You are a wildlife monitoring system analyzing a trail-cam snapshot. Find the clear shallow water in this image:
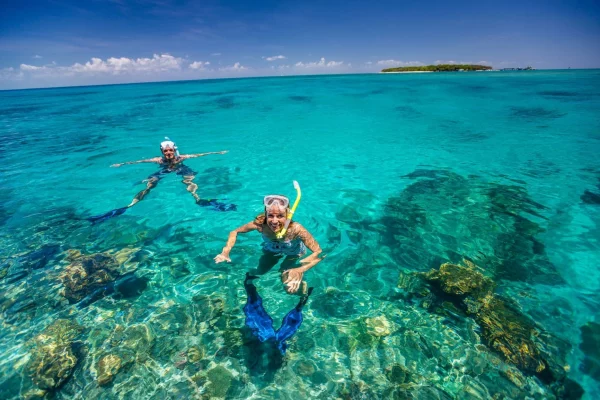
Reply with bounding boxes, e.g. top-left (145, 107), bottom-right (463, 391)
top-left (0, 71), bottom-right (599, 399)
